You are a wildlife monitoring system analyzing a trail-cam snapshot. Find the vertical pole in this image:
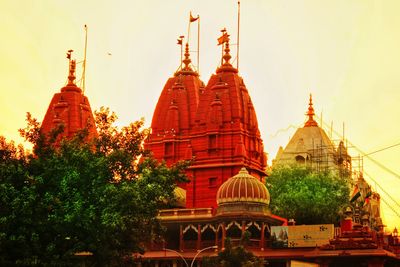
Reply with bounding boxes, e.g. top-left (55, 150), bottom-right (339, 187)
top-left (222, 223), bottom-right (226, 250)
top-left (197, 224), bottom-right (201, 250)
top-left (237, 1), bottom-right (241, 71)
top-left (215, 225), bottom-right (218, 248)
top-left (187, 14), bottom-right (191, 44)
top-left (197, 17), bottom-right (200, 74)
top-left (180, 225), bottom-right (184, 252)
top-left (180, 41), bottom-right (183, 70)
top-left (343, 122), bottom-right (345, 142)
top-left (260, 223), bottom-right (265, 250)
top-left (82, 24), bottom-right (88, 94)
